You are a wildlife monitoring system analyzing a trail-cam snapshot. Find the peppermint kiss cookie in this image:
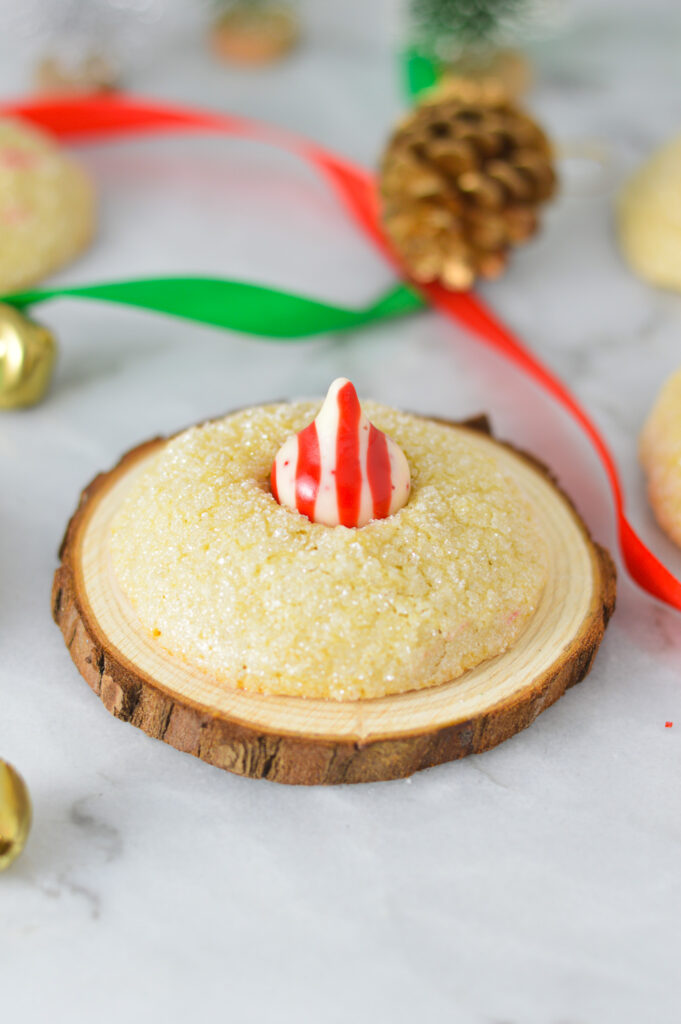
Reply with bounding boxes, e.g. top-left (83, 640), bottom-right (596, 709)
top-left (53, 382), bottom-right (615, 783)
top-left (109, 381), bottom-right (548, 701)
